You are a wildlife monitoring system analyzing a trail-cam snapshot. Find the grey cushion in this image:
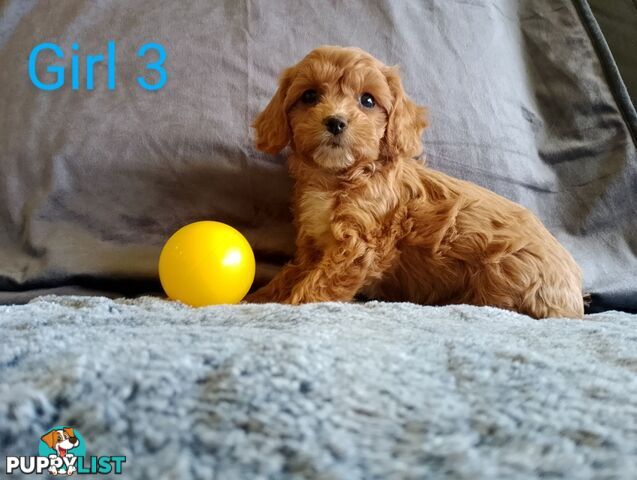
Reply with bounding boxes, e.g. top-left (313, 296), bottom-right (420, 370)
top-left (0, 0), bottom-right (636, 310)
